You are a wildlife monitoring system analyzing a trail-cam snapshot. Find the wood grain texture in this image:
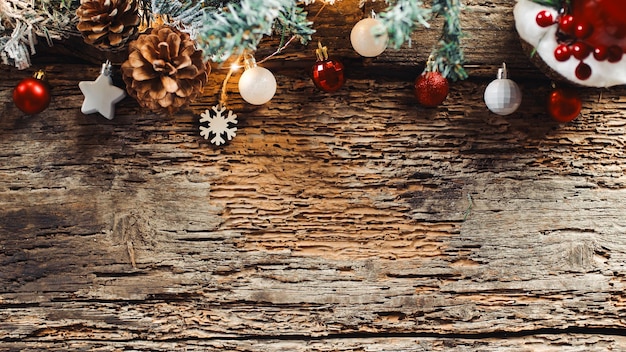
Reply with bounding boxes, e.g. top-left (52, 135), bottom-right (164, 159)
top-left (2, 0), bottom-right (626, 350)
